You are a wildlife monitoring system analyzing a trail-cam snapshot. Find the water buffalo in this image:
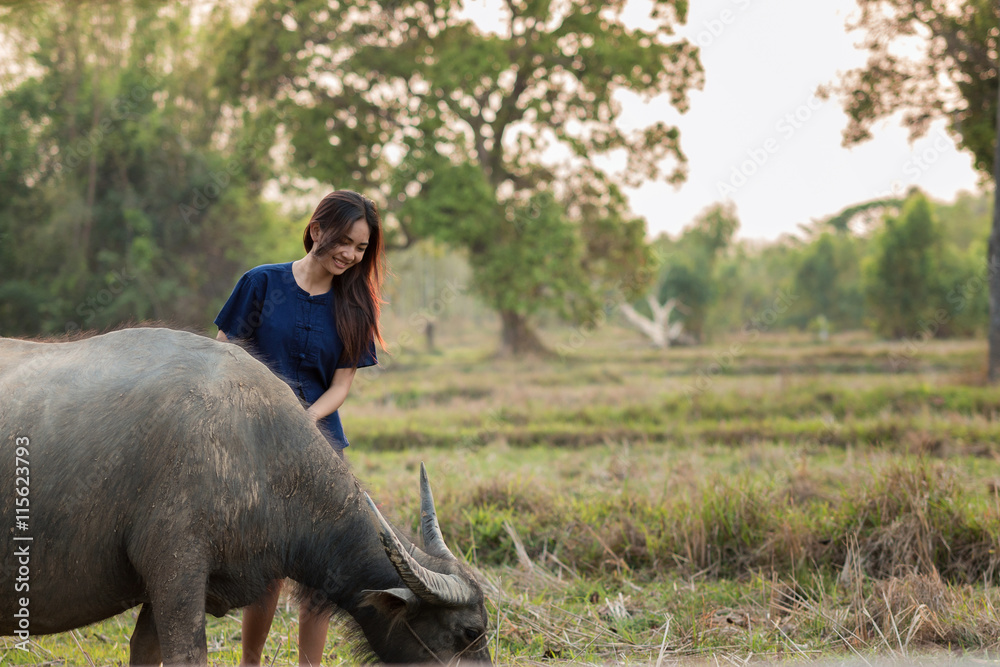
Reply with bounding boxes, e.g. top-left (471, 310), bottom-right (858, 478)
top-left (0, 327), bottom-right (491, 665)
